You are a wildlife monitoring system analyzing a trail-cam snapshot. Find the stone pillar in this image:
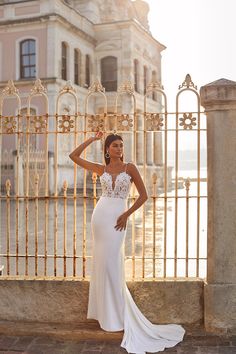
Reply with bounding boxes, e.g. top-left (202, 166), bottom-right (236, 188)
top-left (200, 78), bottom-right (236, 333)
